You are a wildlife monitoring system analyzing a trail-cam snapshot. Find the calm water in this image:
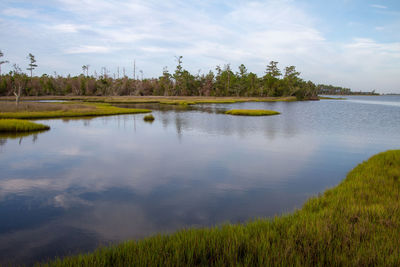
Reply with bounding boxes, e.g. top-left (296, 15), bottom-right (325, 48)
top-left (1, 95), bottom-right (399, 265)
